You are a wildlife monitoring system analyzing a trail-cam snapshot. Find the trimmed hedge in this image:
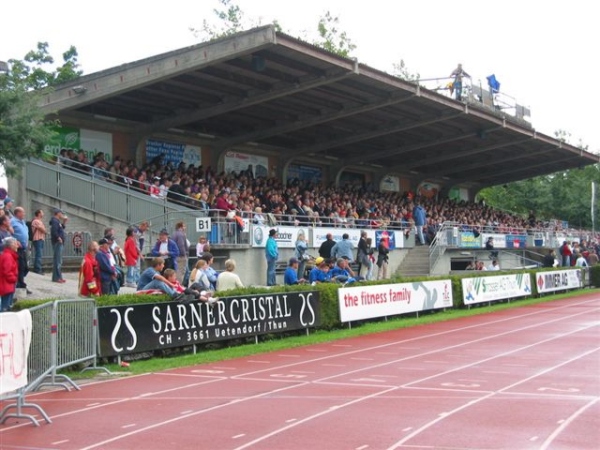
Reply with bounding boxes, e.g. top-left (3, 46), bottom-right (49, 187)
top-left (14, 267), bottom-right (597, 331)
